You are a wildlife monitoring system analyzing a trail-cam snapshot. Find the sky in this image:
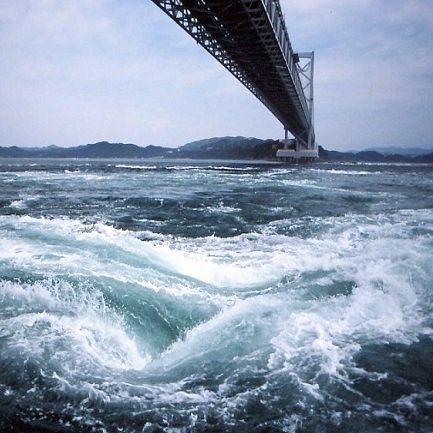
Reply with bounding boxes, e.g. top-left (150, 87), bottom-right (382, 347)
top-left (0, 0), bottom-right (432, 151)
